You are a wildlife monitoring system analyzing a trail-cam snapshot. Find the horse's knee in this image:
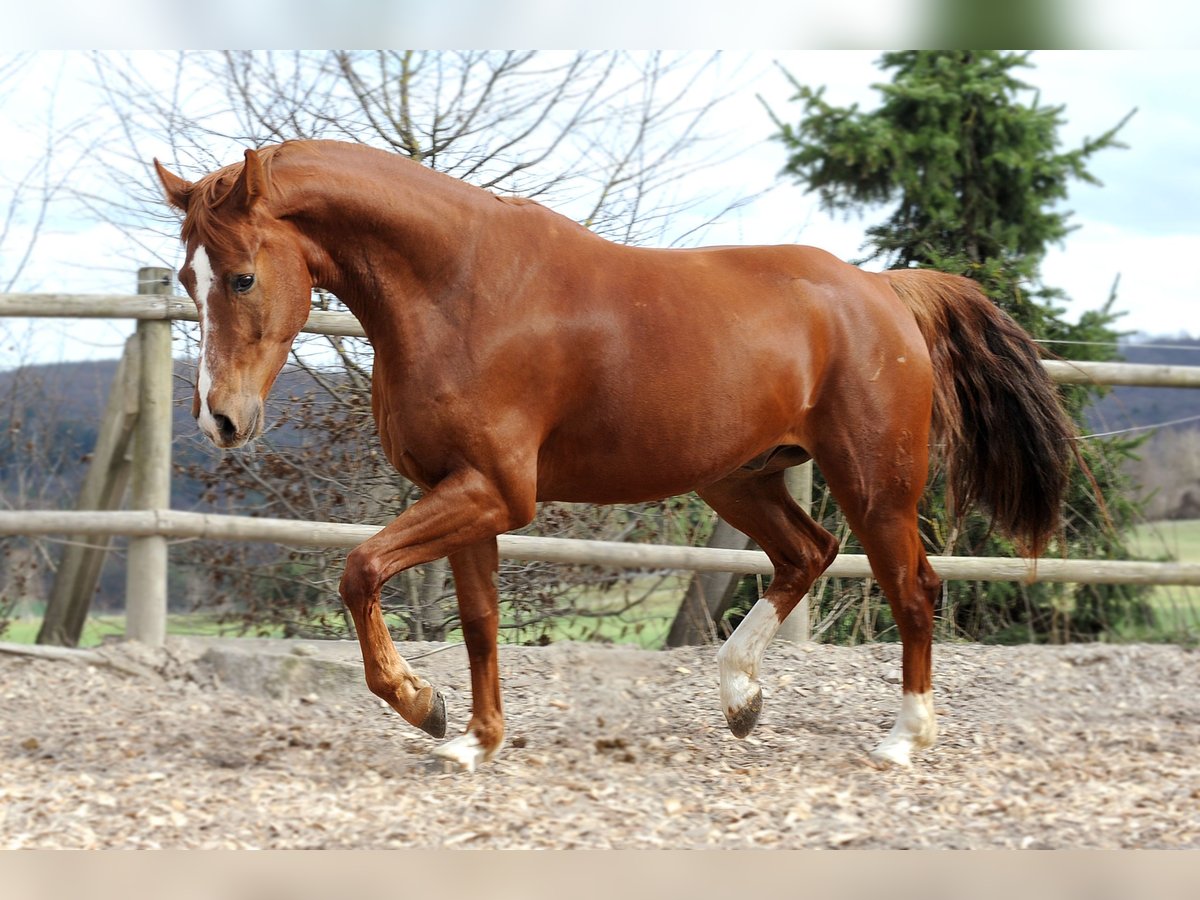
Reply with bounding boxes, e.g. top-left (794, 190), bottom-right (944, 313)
top-left (340, 546), bottom-right (383, 606)
top-left (460, 601), bottom-right (499, 638)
